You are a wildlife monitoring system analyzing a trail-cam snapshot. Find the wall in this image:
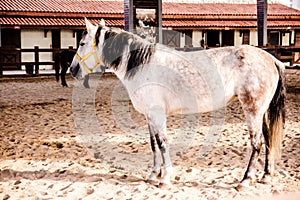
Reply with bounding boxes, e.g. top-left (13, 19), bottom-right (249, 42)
top-left (192, 31), bottom-right (202, 47)
top-left (180, 32), bottom-right (185, 48)
top-left (61, 30), bottom-right (77, 49)
top-left (281, 31), bottom-right (290, 46)
top-left (21, 29), bottom-right (52, 70)
top-left (20, 29), bottom-right (77, 70)
top-left (250, 30), bottom-right (258, 46)
top-left (191, 29), bottom-right (294, 48)
top-left (234, 30), bottom-right (243, 46)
